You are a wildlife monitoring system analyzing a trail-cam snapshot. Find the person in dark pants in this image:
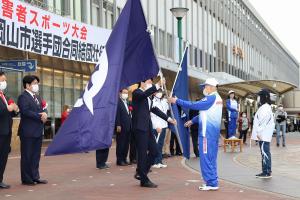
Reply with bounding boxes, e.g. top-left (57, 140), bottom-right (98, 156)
top-left (18, 75), bottom-right (48, 186)
top-left (115, 88), bottom-right (131, 166)
top-left (132, 78), bottom-right (176, 188)
top-left (129, 130), bottom-right (137, 164)
top-left (0, 72), bottom-right (19, 189)
top-left (96, 148), bottom-right (110, 169)
top-left (189, 107), bottom-right (199, 157)
top-left (238, 112), bottom-right (250, 144)
top-left (170, 132), bottom-right (182, 156)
